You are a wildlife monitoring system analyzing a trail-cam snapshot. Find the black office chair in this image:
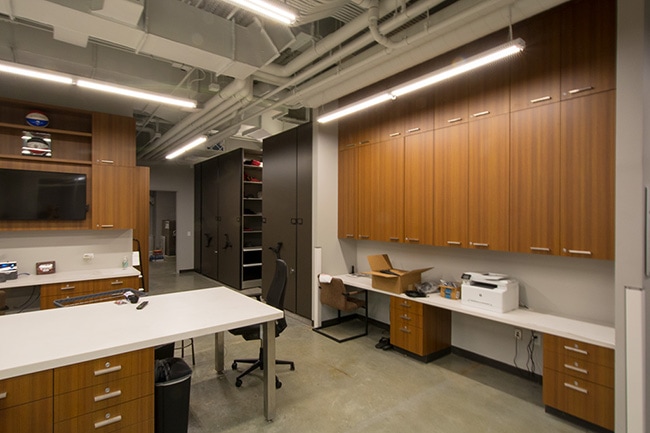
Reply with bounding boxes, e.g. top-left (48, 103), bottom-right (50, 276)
top-left (230, 252), bottom-right (295, 389)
